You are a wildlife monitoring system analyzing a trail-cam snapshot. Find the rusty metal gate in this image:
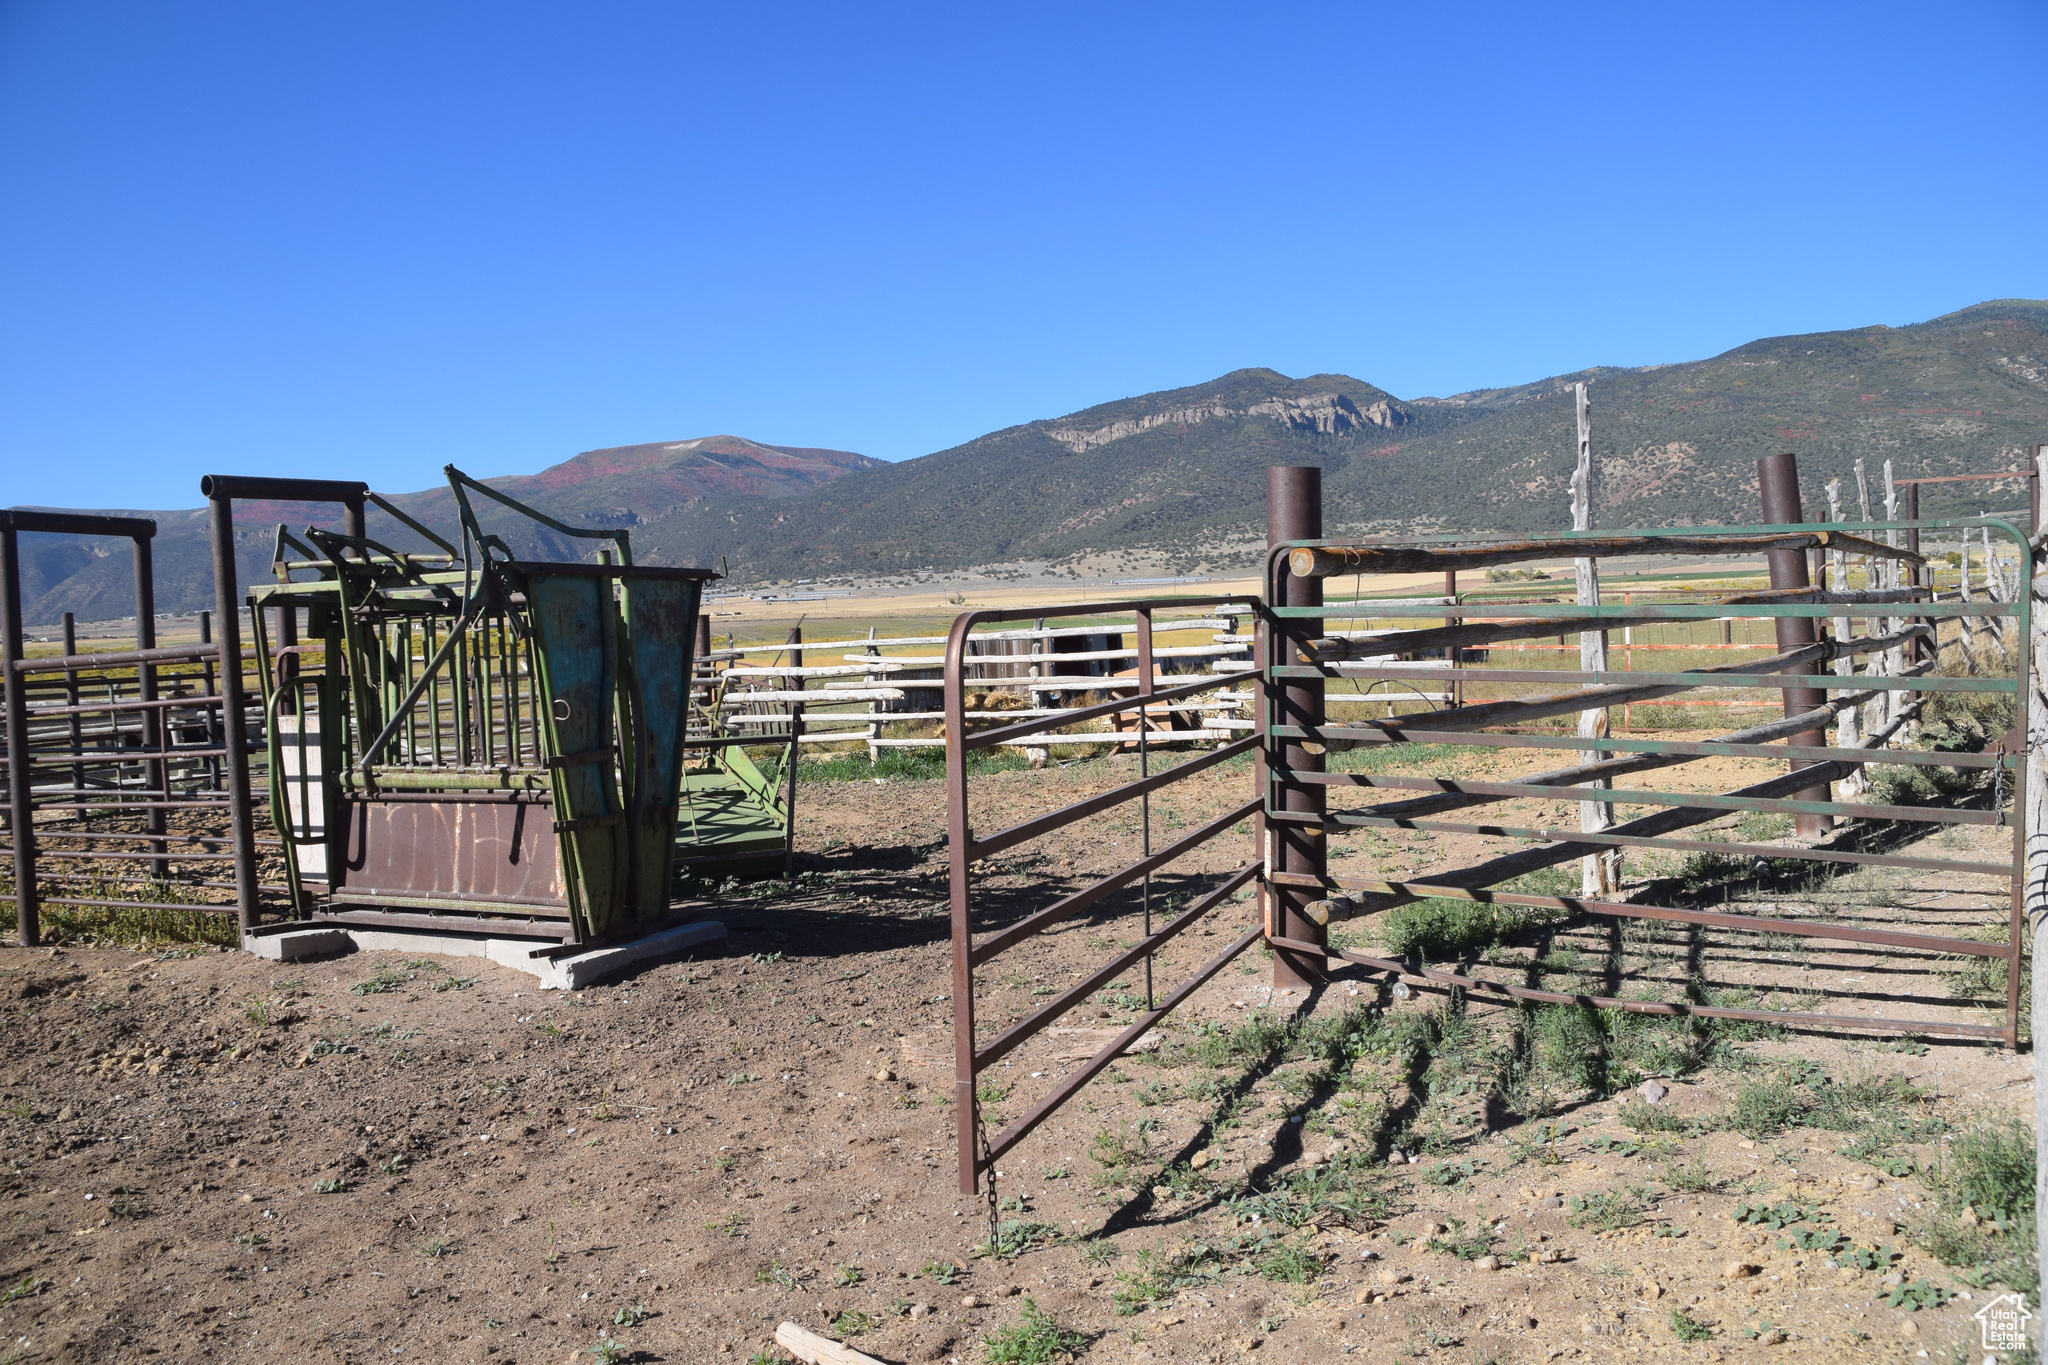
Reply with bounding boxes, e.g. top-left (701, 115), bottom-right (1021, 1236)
top-left (947, 481), bottom-right (2031, 1198)
top-left (944, 596), bottom-right (1260, 1195)
top-left (1261, 515), bottom-right (2026, 1047)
